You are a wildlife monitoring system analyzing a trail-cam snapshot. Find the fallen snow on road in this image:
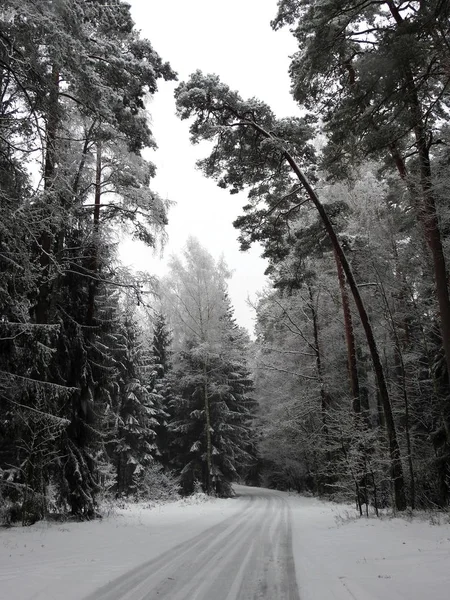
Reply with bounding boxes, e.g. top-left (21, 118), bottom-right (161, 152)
top-left (0, 489), bottom-right (449, 600)
top-left (0, 494), bottom-right (241, 600)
